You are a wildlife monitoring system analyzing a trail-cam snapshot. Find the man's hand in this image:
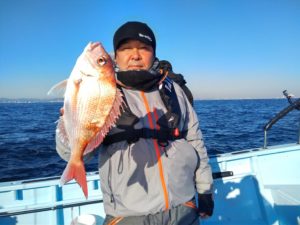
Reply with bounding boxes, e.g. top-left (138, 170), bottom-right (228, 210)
top-left (60, 107), bottom-right (64, 116)
top-left (198, 193), bottom-right (214, 219)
